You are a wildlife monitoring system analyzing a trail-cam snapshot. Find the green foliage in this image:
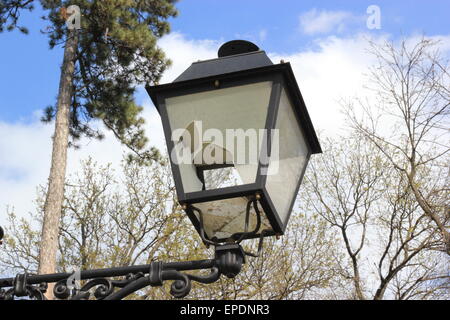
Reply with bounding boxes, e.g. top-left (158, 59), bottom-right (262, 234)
top-left (1, 0), bottom-right (178, 163)
top-left (0, 0), bottom-right (34, 33)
